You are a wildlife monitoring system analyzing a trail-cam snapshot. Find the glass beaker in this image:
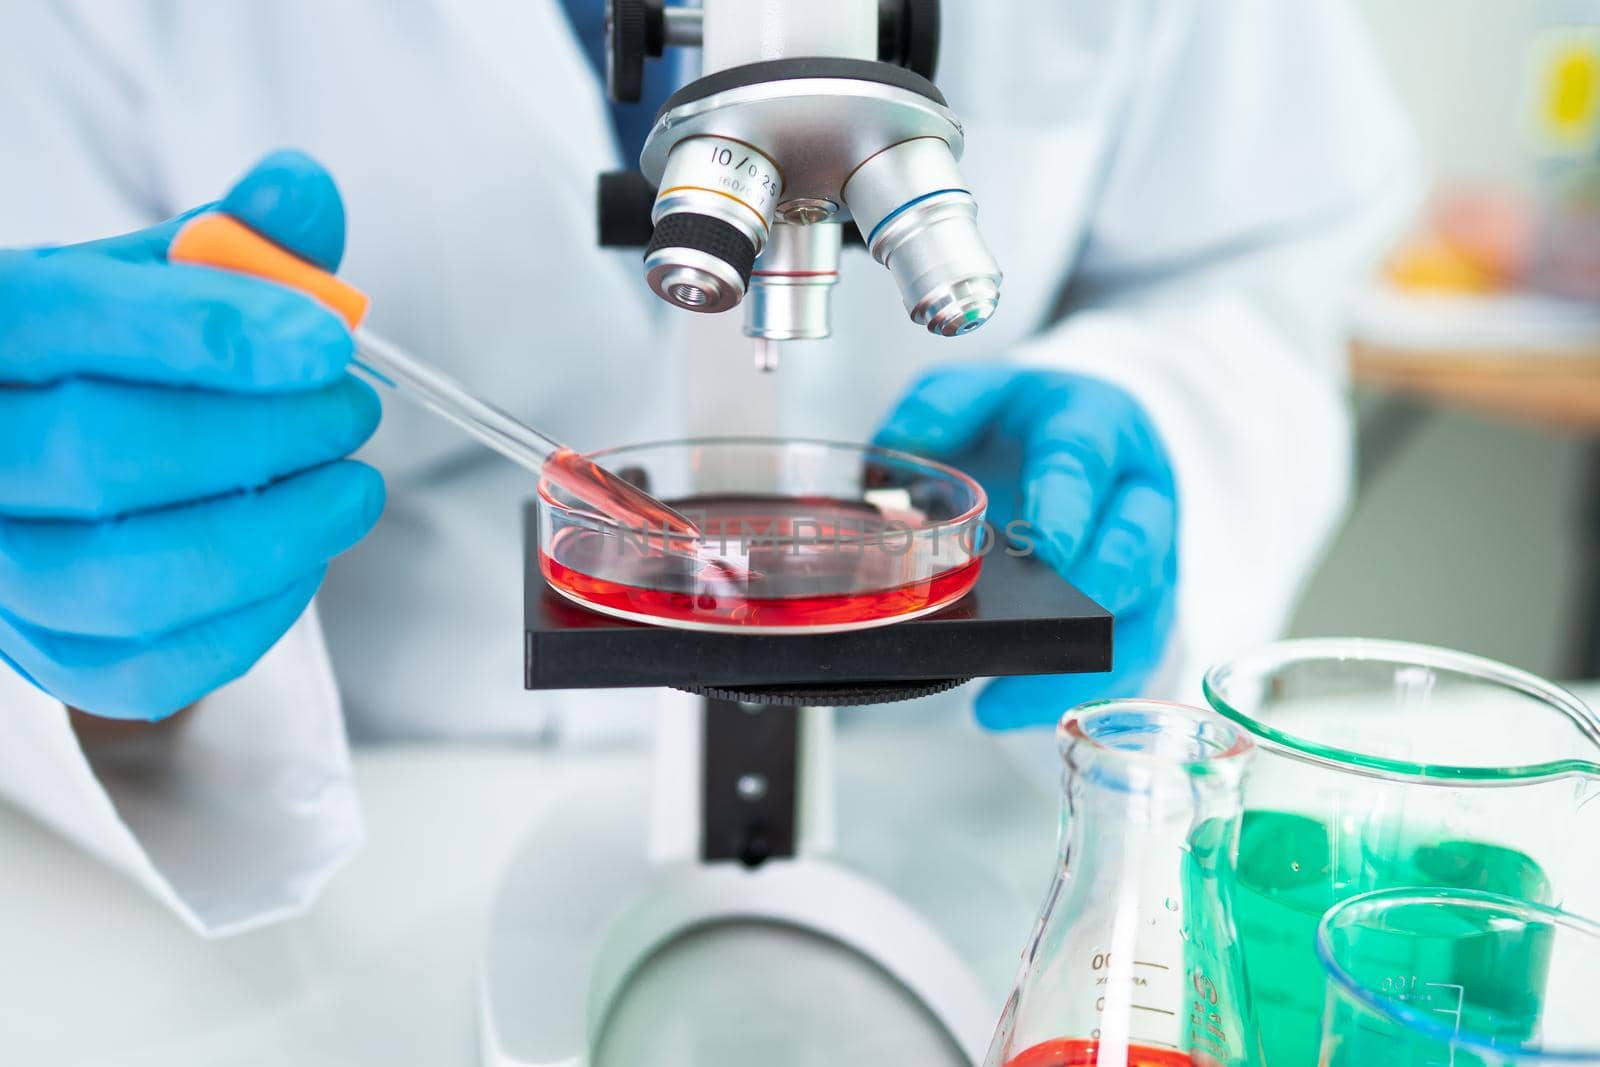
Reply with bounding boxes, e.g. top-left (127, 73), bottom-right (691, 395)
top-left (985, 701), bottom-right (1263, 1067)
top-left (1202, 639), bottom-right (1600, 1067)
top-left (535, 438), bottom-right (987, 633)
top-left (1317, 888), bottom-right (1600, 1066)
